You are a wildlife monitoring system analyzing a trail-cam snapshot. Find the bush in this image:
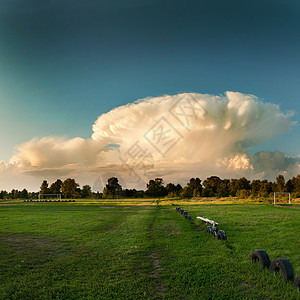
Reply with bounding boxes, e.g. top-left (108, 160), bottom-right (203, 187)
top-left (236, 189), bottom-right (250, 199)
